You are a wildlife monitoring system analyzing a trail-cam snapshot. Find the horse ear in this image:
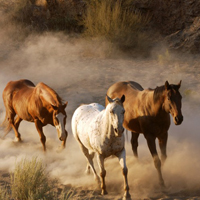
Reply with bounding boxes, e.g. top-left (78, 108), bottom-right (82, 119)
top-left (107, 95), bottom-right (114, 103)
top-left (165, 81), bottom-right (170, 90)
top-left (63, 101), bottom-right (68, 109)
top-left (177, 80), bottom-right (182, 89)
top-left (121, 95), bottom-right (125, 103)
